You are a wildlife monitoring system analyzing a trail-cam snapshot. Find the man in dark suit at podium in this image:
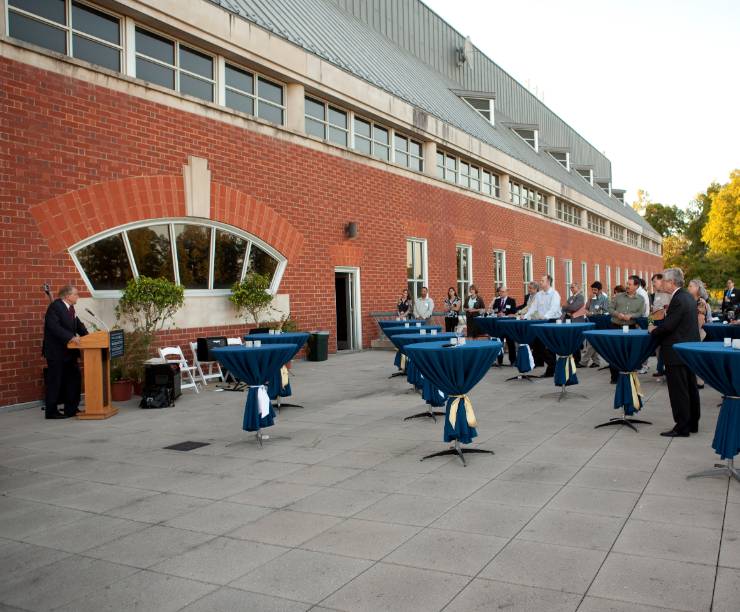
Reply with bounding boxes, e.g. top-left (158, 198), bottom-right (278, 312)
top-left (42, 285), bottom-right (88, 419)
